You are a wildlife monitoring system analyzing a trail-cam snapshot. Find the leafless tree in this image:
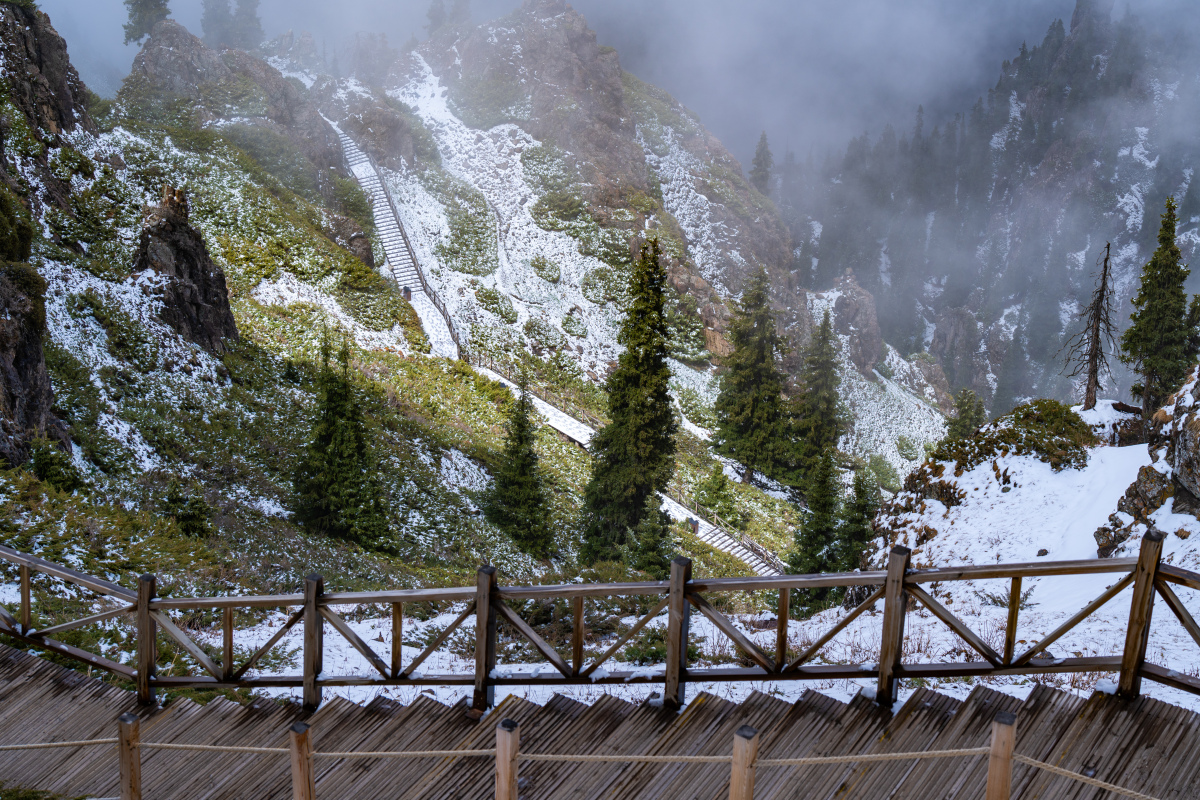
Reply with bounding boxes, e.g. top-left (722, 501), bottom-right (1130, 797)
top-left (1061, 242), bottom-right (1116, 410)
